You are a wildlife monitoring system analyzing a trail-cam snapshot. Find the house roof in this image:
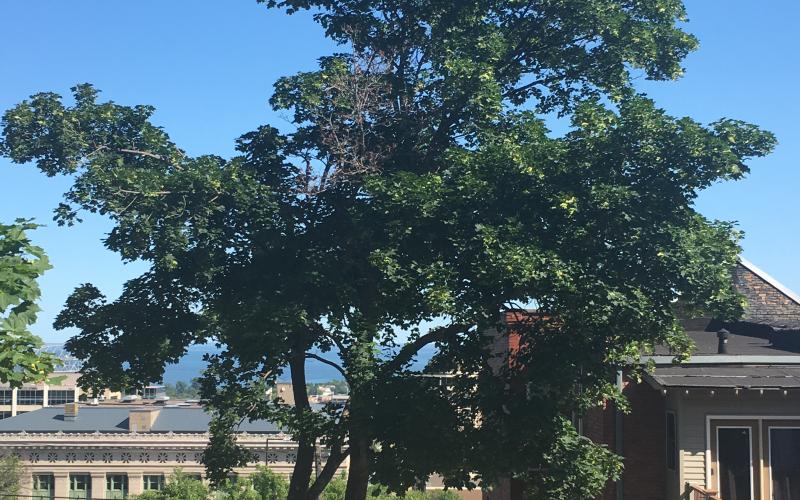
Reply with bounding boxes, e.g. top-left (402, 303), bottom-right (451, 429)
top-left (652, 324), bottom-right (800, 358)
top-left (648, 365), bottom-right (800, 389)
top-left (739, 257), bottom-right (800, 307)
top-left (0, 406), bottom-right (282, 434)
